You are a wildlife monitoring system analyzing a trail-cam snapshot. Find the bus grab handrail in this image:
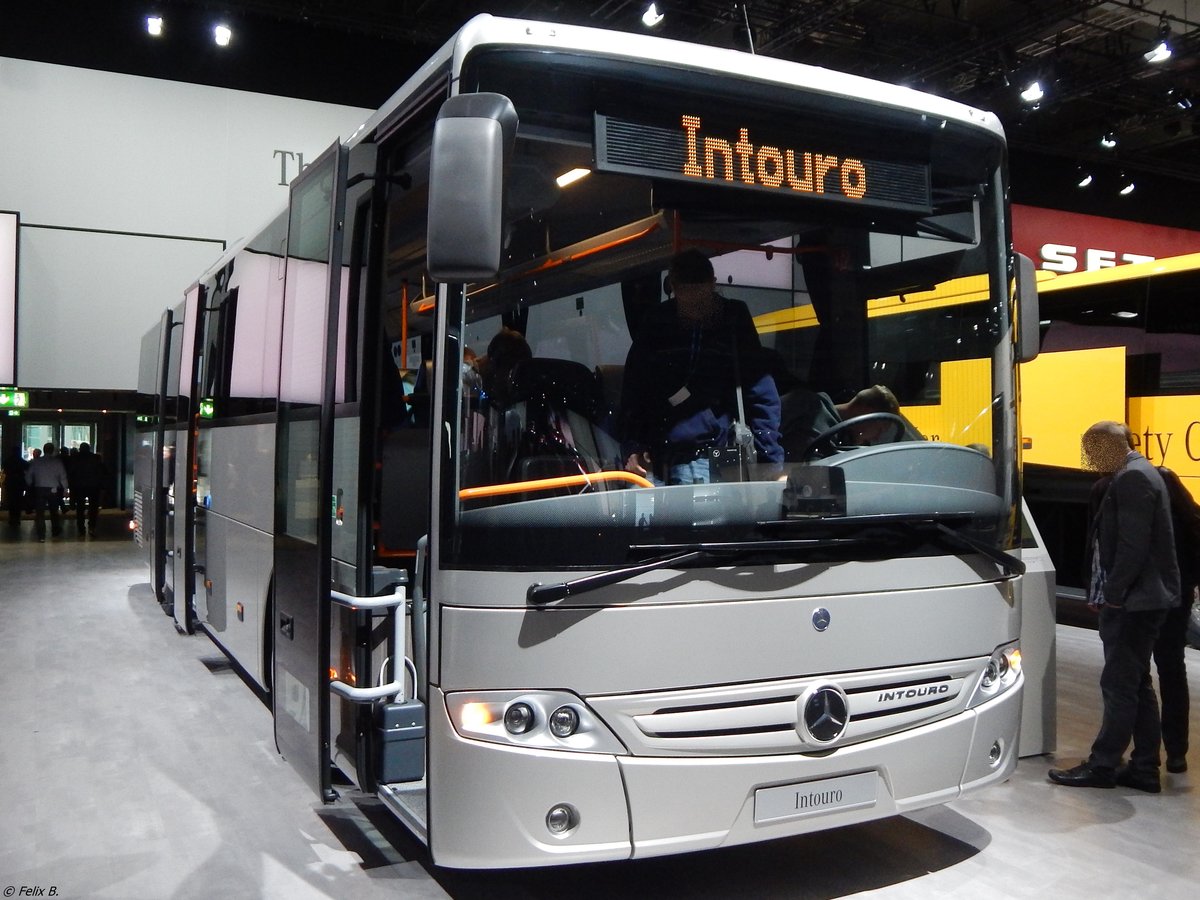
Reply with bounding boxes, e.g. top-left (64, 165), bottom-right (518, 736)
top-left (459, 470), bottom-right (653, 500)
top-left (328, 585), bottom-right (408, 703)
